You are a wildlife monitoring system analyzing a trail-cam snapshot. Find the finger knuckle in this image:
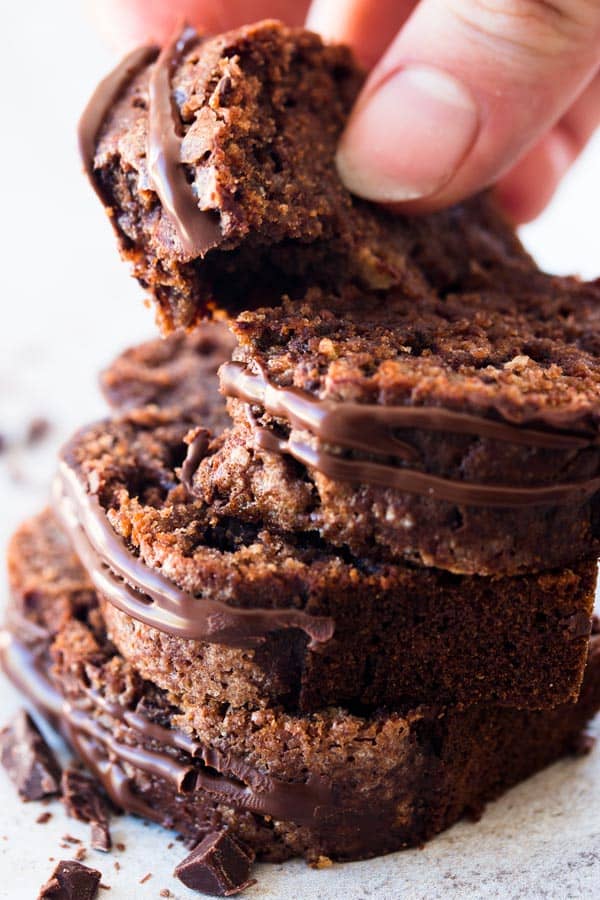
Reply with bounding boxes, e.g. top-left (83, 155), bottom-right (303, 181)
top-left (446, 0), bottom-right (598, 60)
